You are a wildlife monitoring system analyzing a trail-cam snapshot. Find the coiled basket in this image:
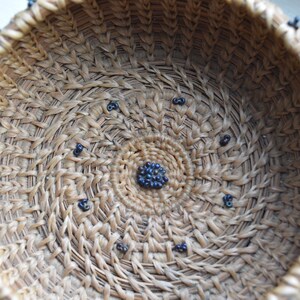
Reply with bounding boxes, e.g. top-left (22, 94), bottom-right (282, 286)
top-left (0, 0), bottom-right (300, 299)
